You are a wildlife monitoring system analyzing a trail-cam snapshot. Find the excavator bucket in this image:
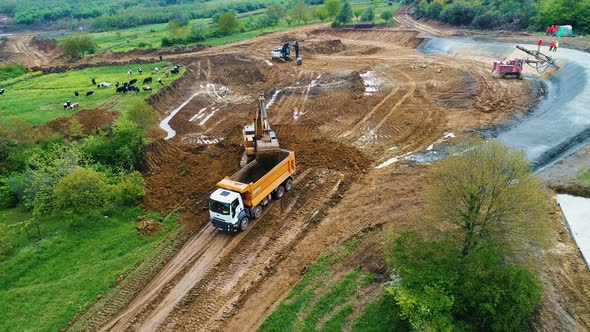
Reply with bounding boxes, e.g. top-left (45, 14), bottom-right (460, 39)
top-left (256, 141), bottom-right (281, 167)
